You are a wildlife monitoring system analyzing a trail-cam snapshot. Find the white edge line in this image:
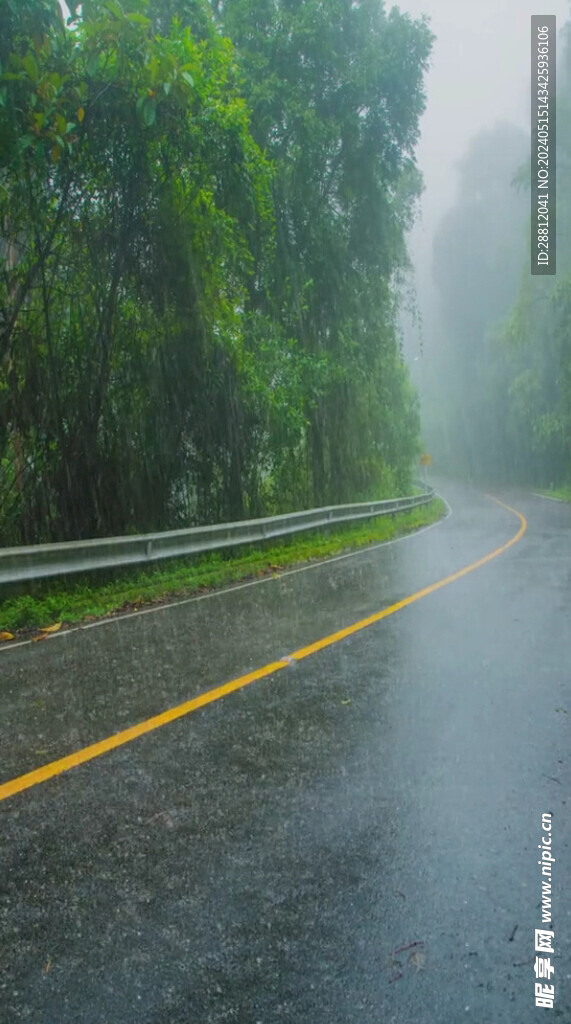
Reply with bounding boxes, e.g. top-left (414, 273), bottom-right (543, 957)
top-left (2, 493), bottom-right (452, 652)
